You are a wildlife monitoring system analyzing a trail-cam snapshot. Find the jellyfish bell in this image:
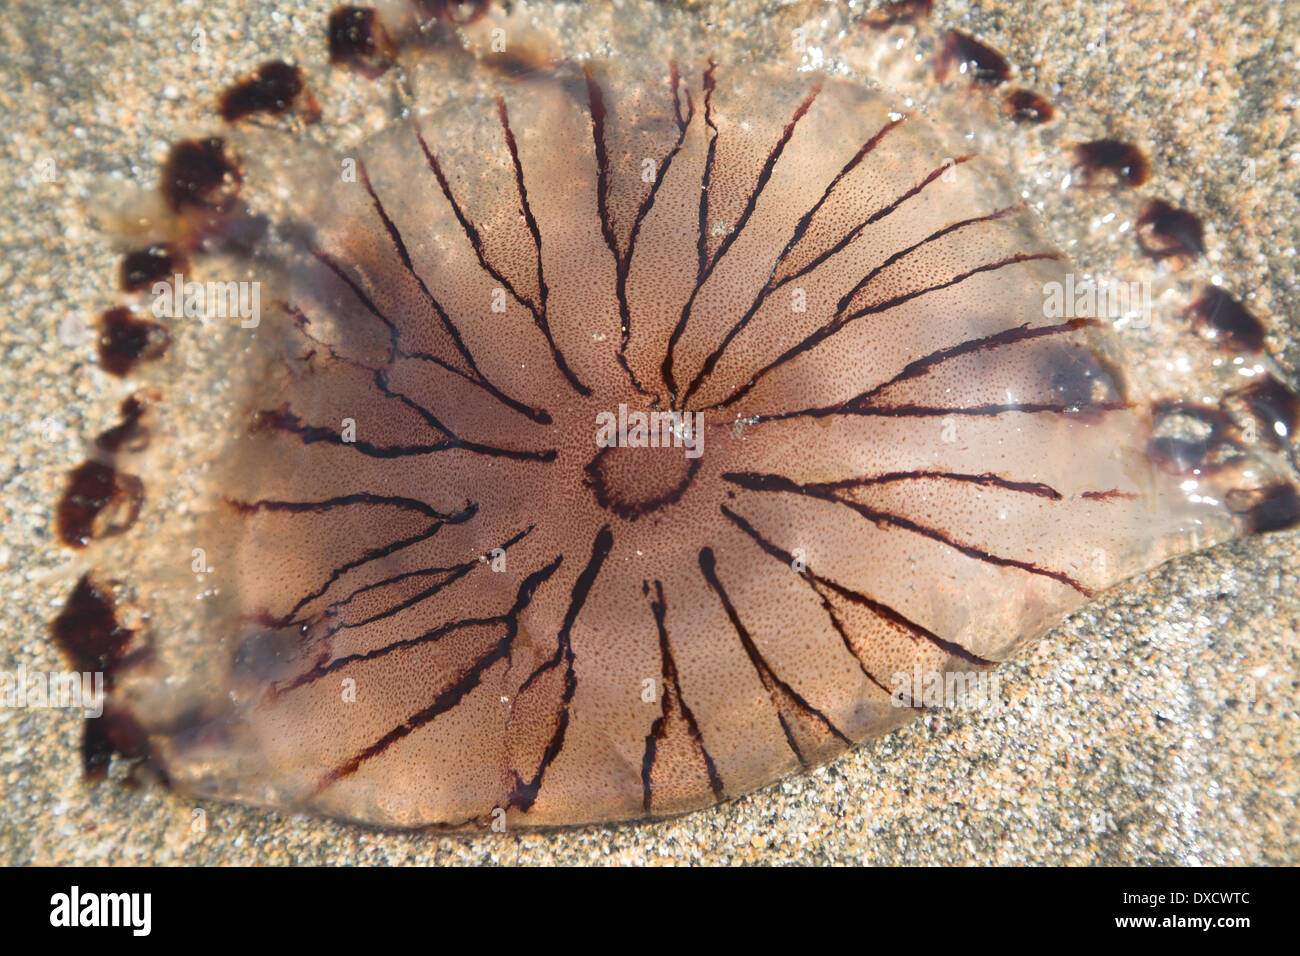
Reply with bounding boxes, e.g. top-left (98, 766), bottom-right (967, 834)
top-left (54, 0), bottom-right (1300, 829)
